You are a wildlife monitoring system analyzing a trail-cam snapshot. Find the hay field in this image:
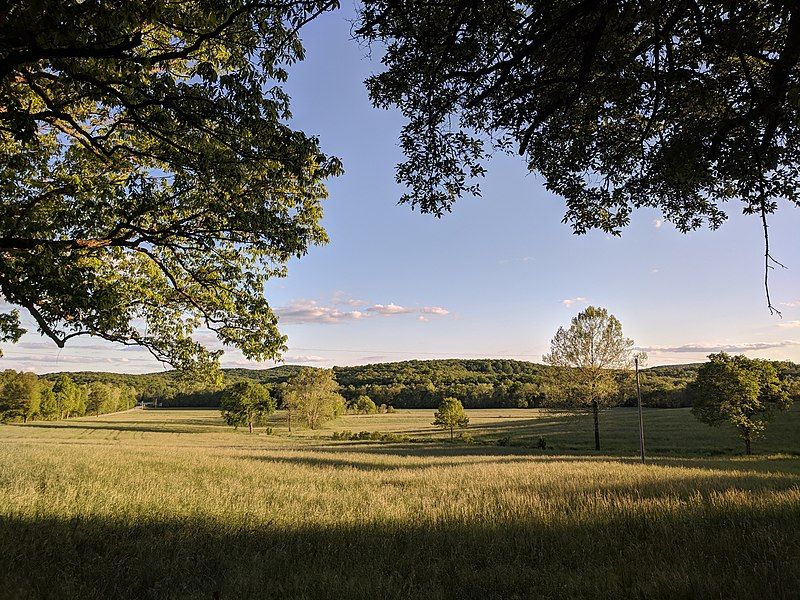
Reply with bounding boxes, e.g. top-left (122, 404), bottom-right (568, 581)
top-left (1, 407), bottom-right (799, 599)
